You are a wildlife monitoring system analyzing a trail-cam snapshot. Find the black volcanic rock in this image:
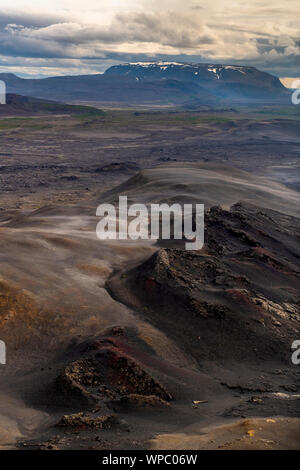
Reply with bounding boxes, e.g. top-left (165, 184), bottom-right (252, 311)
top-left (55, 333), bottom-right (173, 408)
top-left (108, 202), bottom-right (300, 366)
